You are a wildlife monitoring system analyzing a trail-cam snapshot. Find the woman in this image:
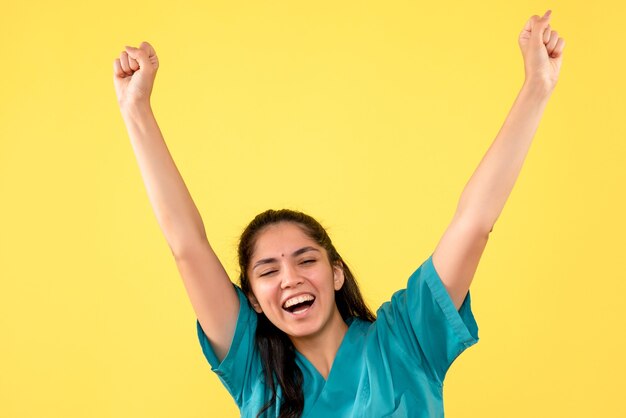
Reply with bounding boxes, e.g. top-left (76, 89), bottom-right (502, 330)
top-left (113, 10), bottom-right (564, 417)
